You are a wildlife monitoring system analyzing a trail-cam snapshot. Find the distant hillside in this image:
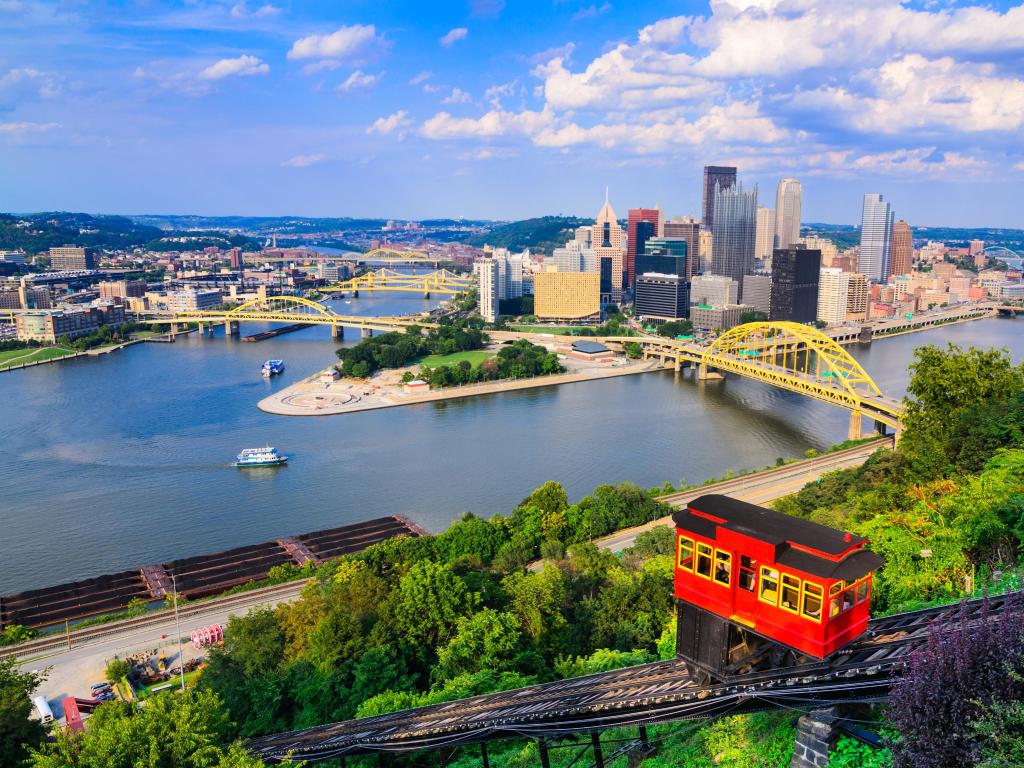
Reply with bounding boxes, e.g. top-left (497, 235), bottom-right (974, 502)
top-left (802, 223), bottom-right (1024, 251)
top-left (0, 212), bottom-right (257, 254)
top-left (130, 215), bottom-right (494, 235)
top-left (461, 216), bottom-right (592, 254)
